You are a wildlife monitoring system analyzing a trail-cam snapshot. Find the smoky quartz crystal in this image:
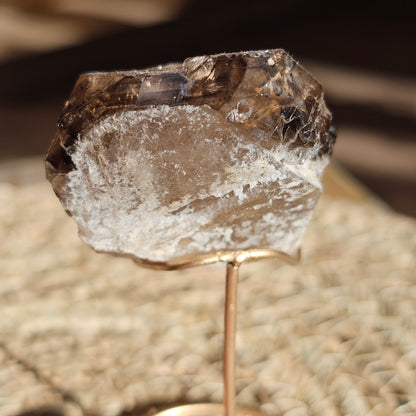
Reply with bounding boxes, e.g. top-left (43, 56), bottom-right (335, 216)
top-left (46, 49), bottom-right (335, 262)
